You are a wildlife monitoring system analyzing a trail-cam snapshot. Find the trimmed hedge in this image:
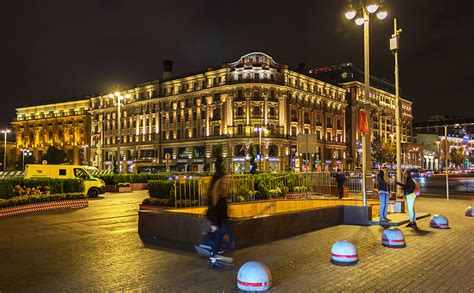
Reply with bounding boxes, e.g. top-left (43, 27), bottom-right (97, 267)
top-left (148, 180), bottom-right (174, 199)
top-left (0, 193), bottom-right (86, 208)
top-left (142, 197), bottom-right (174, 207)
top-left (97, 174), bottom-right (170, 185)
top-left (0, 179), bottom-right (85, 199)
